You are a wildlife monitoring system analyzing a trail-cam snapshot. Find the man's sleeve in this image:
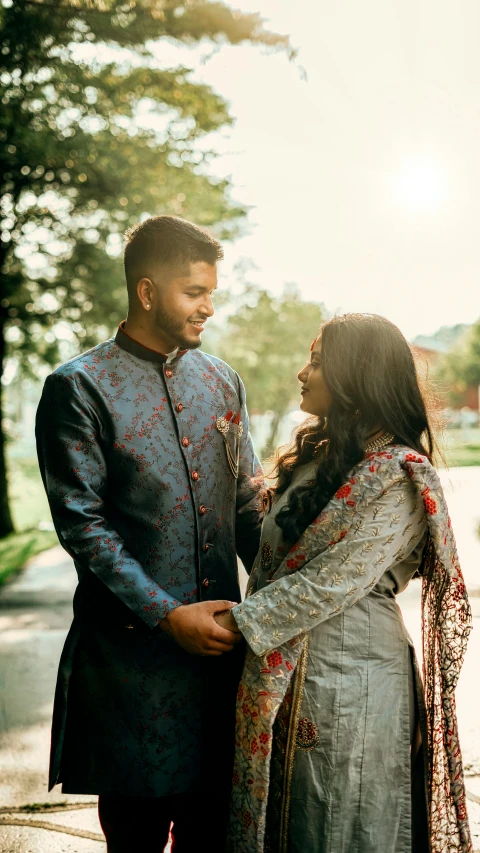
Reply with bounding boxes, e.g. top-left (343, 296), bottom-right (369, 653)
top-left (233, 476), bottom-right (426, 655)
top-left (234, 373), bottom-right (265, 573)
top-left (35, 372), bottom-right (182, 628)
